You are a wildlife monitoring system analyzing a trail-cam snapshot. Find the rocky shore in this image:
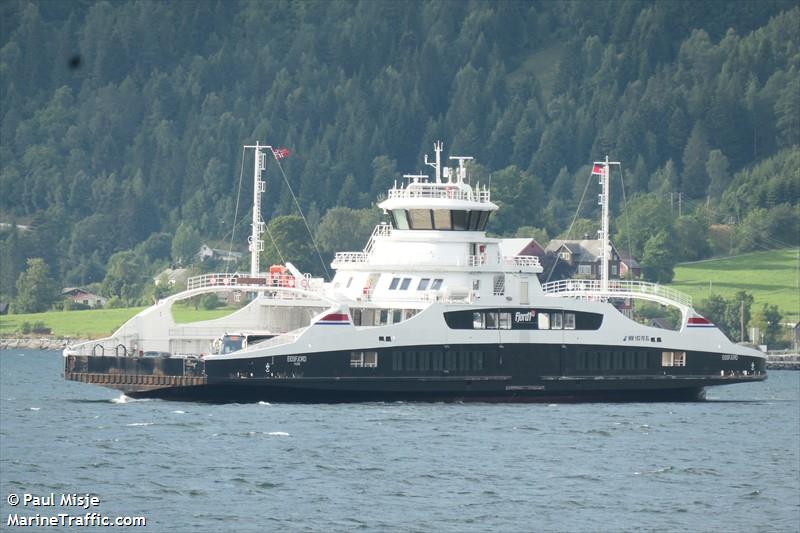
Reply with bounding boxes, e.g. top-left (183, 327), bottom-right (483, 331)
top-left (0, 336), bottom-right (90, 351)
